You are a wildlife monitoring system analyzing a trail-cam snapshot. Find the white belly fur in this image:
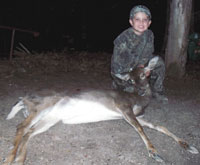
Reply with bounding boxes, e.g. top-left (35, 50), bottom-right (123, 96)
top-left (46, 98), bottom-right (123, 124)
